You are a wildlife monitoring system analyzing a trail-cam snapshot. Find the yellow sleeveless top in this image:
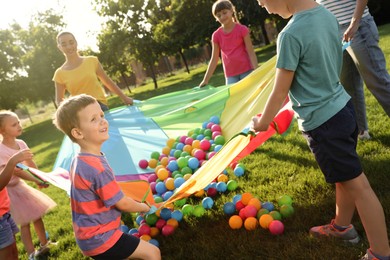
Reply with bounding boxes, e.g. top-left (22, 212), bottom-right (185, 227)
top-left (52, 56), bottom-right (107, 105)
